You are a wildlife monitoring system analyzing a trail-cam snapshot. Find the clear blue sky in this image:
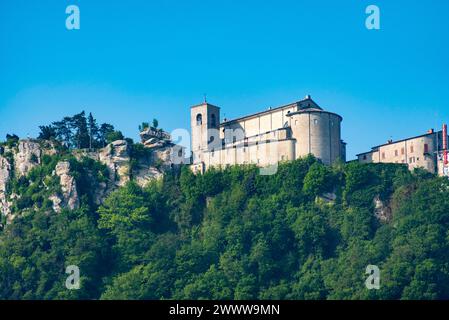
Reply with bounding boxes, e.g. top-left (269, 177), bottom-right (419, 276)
top-left (1, 0), bottom-right (448, 159)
